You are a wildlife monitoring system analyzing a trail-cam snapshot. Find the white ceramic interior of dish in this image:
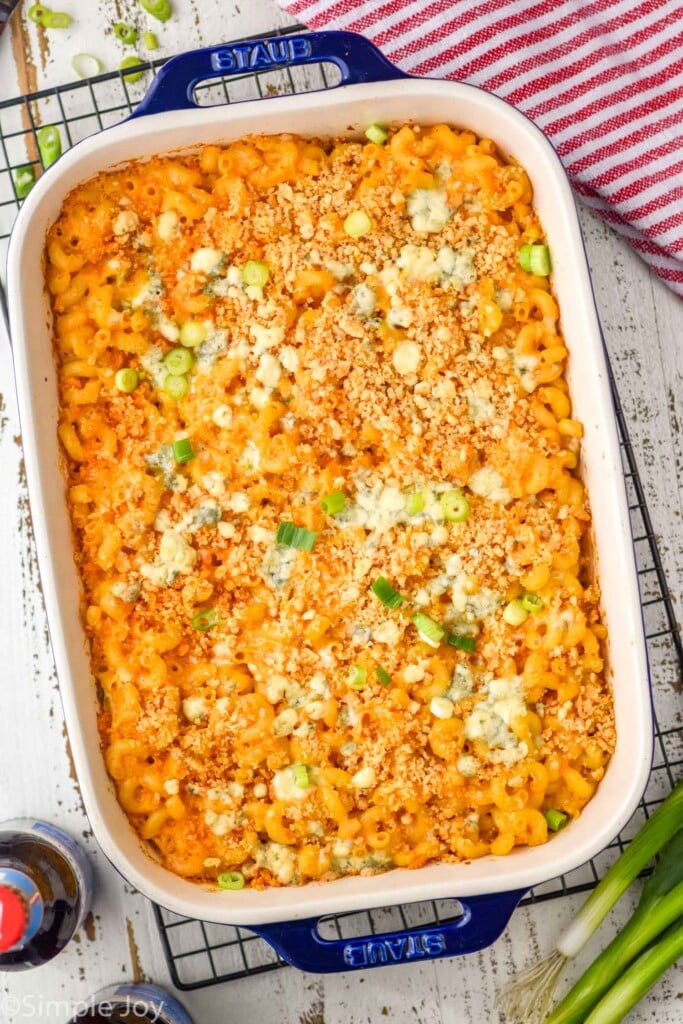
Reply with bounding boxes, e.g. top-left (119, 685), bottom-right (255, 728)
top-left (7, 76), bottom-right (652, 926)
